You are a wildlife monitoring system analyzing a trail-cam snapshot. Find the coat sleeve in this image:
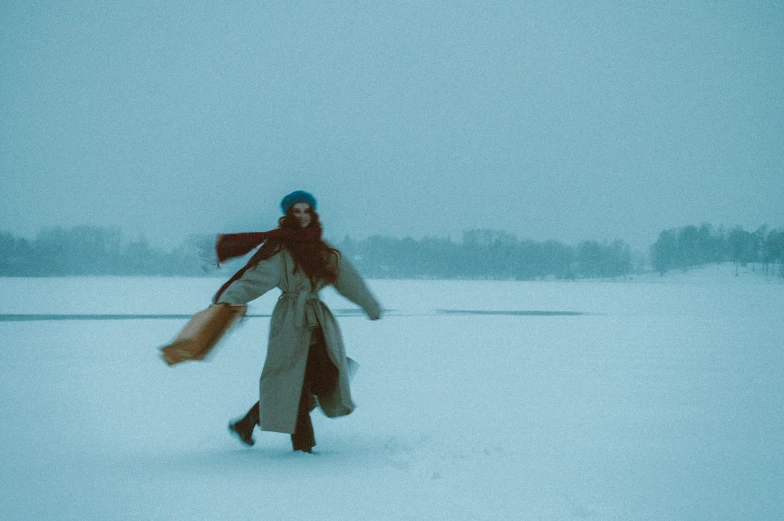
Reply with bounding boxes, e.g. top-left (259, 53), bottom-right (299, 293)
top-left (216, 254), bottom-right (283, 305)
top-left (332, 255), bottom-right (382, 320)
